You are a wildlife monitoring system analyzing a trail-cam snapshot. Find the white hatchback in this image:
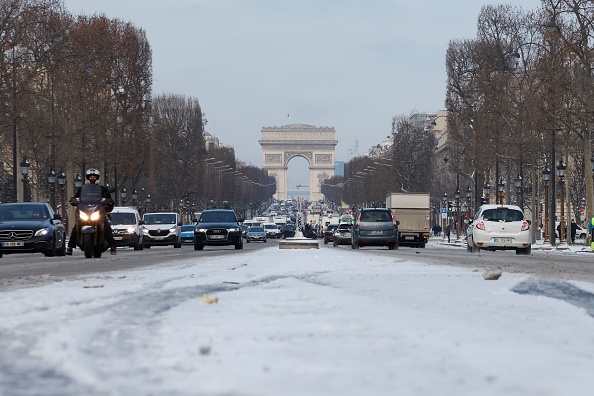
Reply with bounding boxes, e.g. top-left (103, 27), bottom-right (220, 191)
top-left (466, 204), bottom-right (532, 255)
